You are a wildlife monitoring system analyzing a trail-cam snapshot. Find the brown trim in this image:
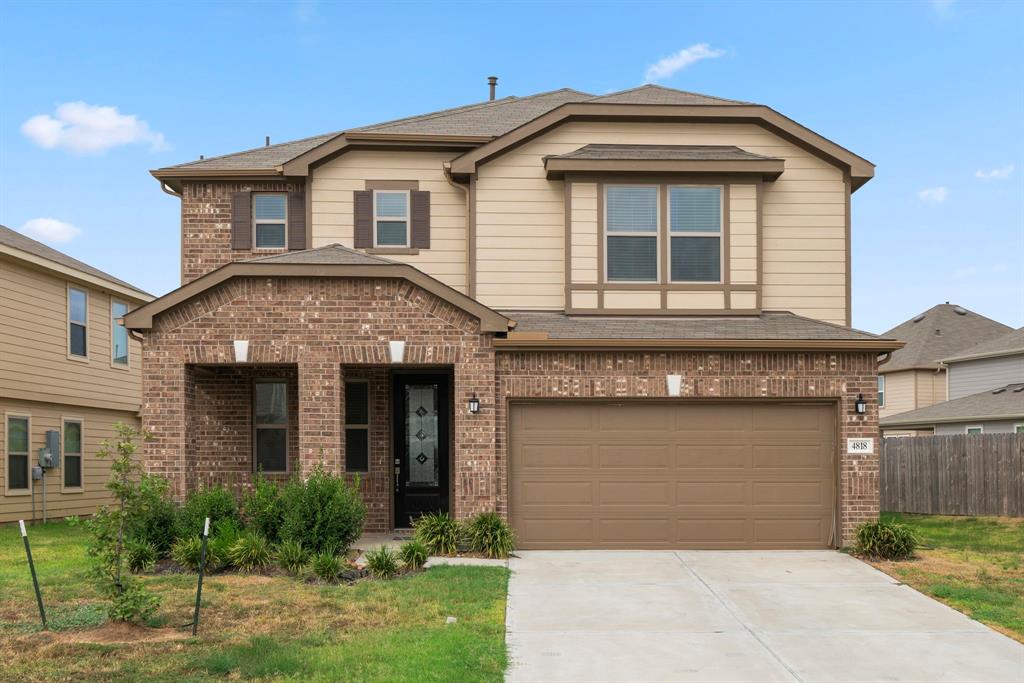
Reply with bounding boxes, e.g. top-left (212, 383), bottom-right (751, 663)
top-left (844, 171), bottom-right (852, 328)
top-left (468, 174), bottom-right (478, 299)
top-left (279, 134), bottom-right (483, 177)
top-left (368, 247), bottom-right (420, 255)
top-left (304, 184), bottom-right (313, 250)
top-left (563, 179), bottom-right (572, 310)
top-left (544, 157), bottom-right (784, 180)
top-left (364, 179), bottom-right (420, 191)
top-left (596, 181), bottom-right (604, 309)
top-left (123, 261), bottom-right (512, 333)
top-left (494, 337), bottom-right (903, 351)
top-left (569, 283), bottom-right (758, 292)
top-left (755, 179), bottom-right (764, 311)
